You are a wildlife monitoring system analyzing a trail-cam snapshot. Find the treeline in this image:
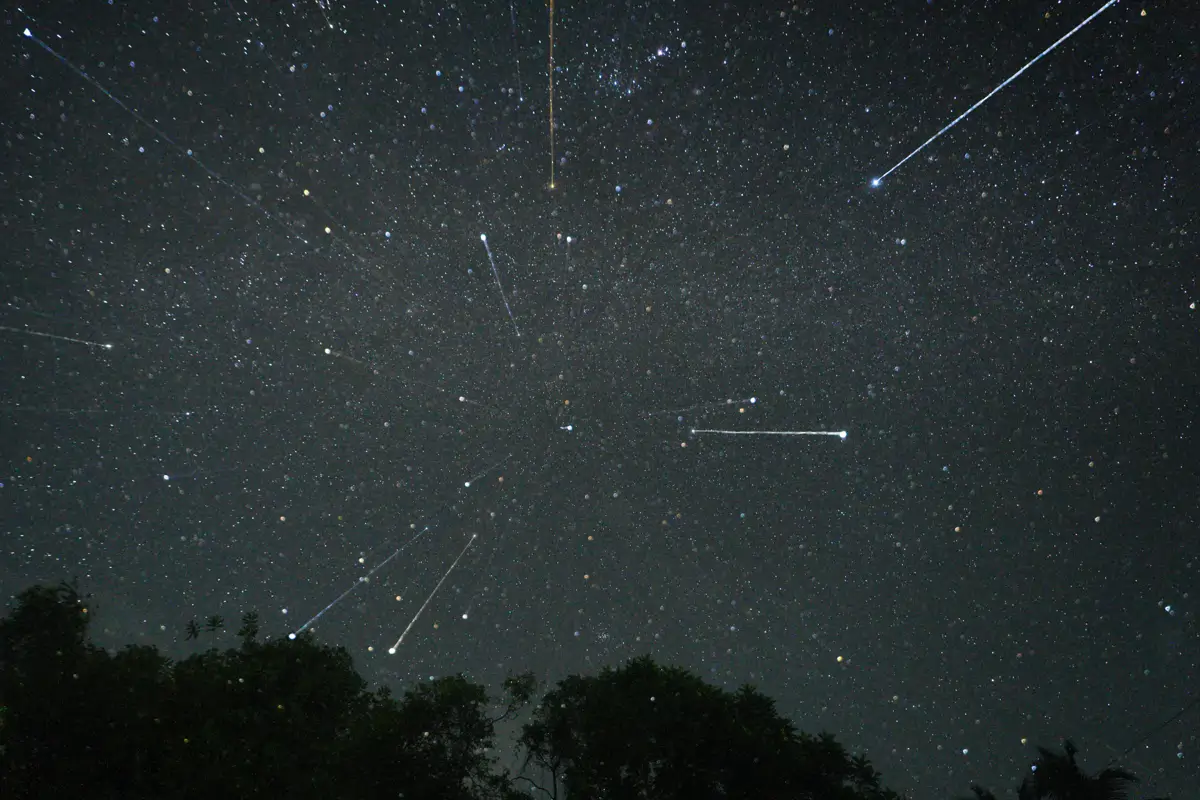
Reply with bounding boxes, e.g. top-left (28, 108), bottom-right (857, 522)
top-left (0, 582), bottom-right (1161, 799)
